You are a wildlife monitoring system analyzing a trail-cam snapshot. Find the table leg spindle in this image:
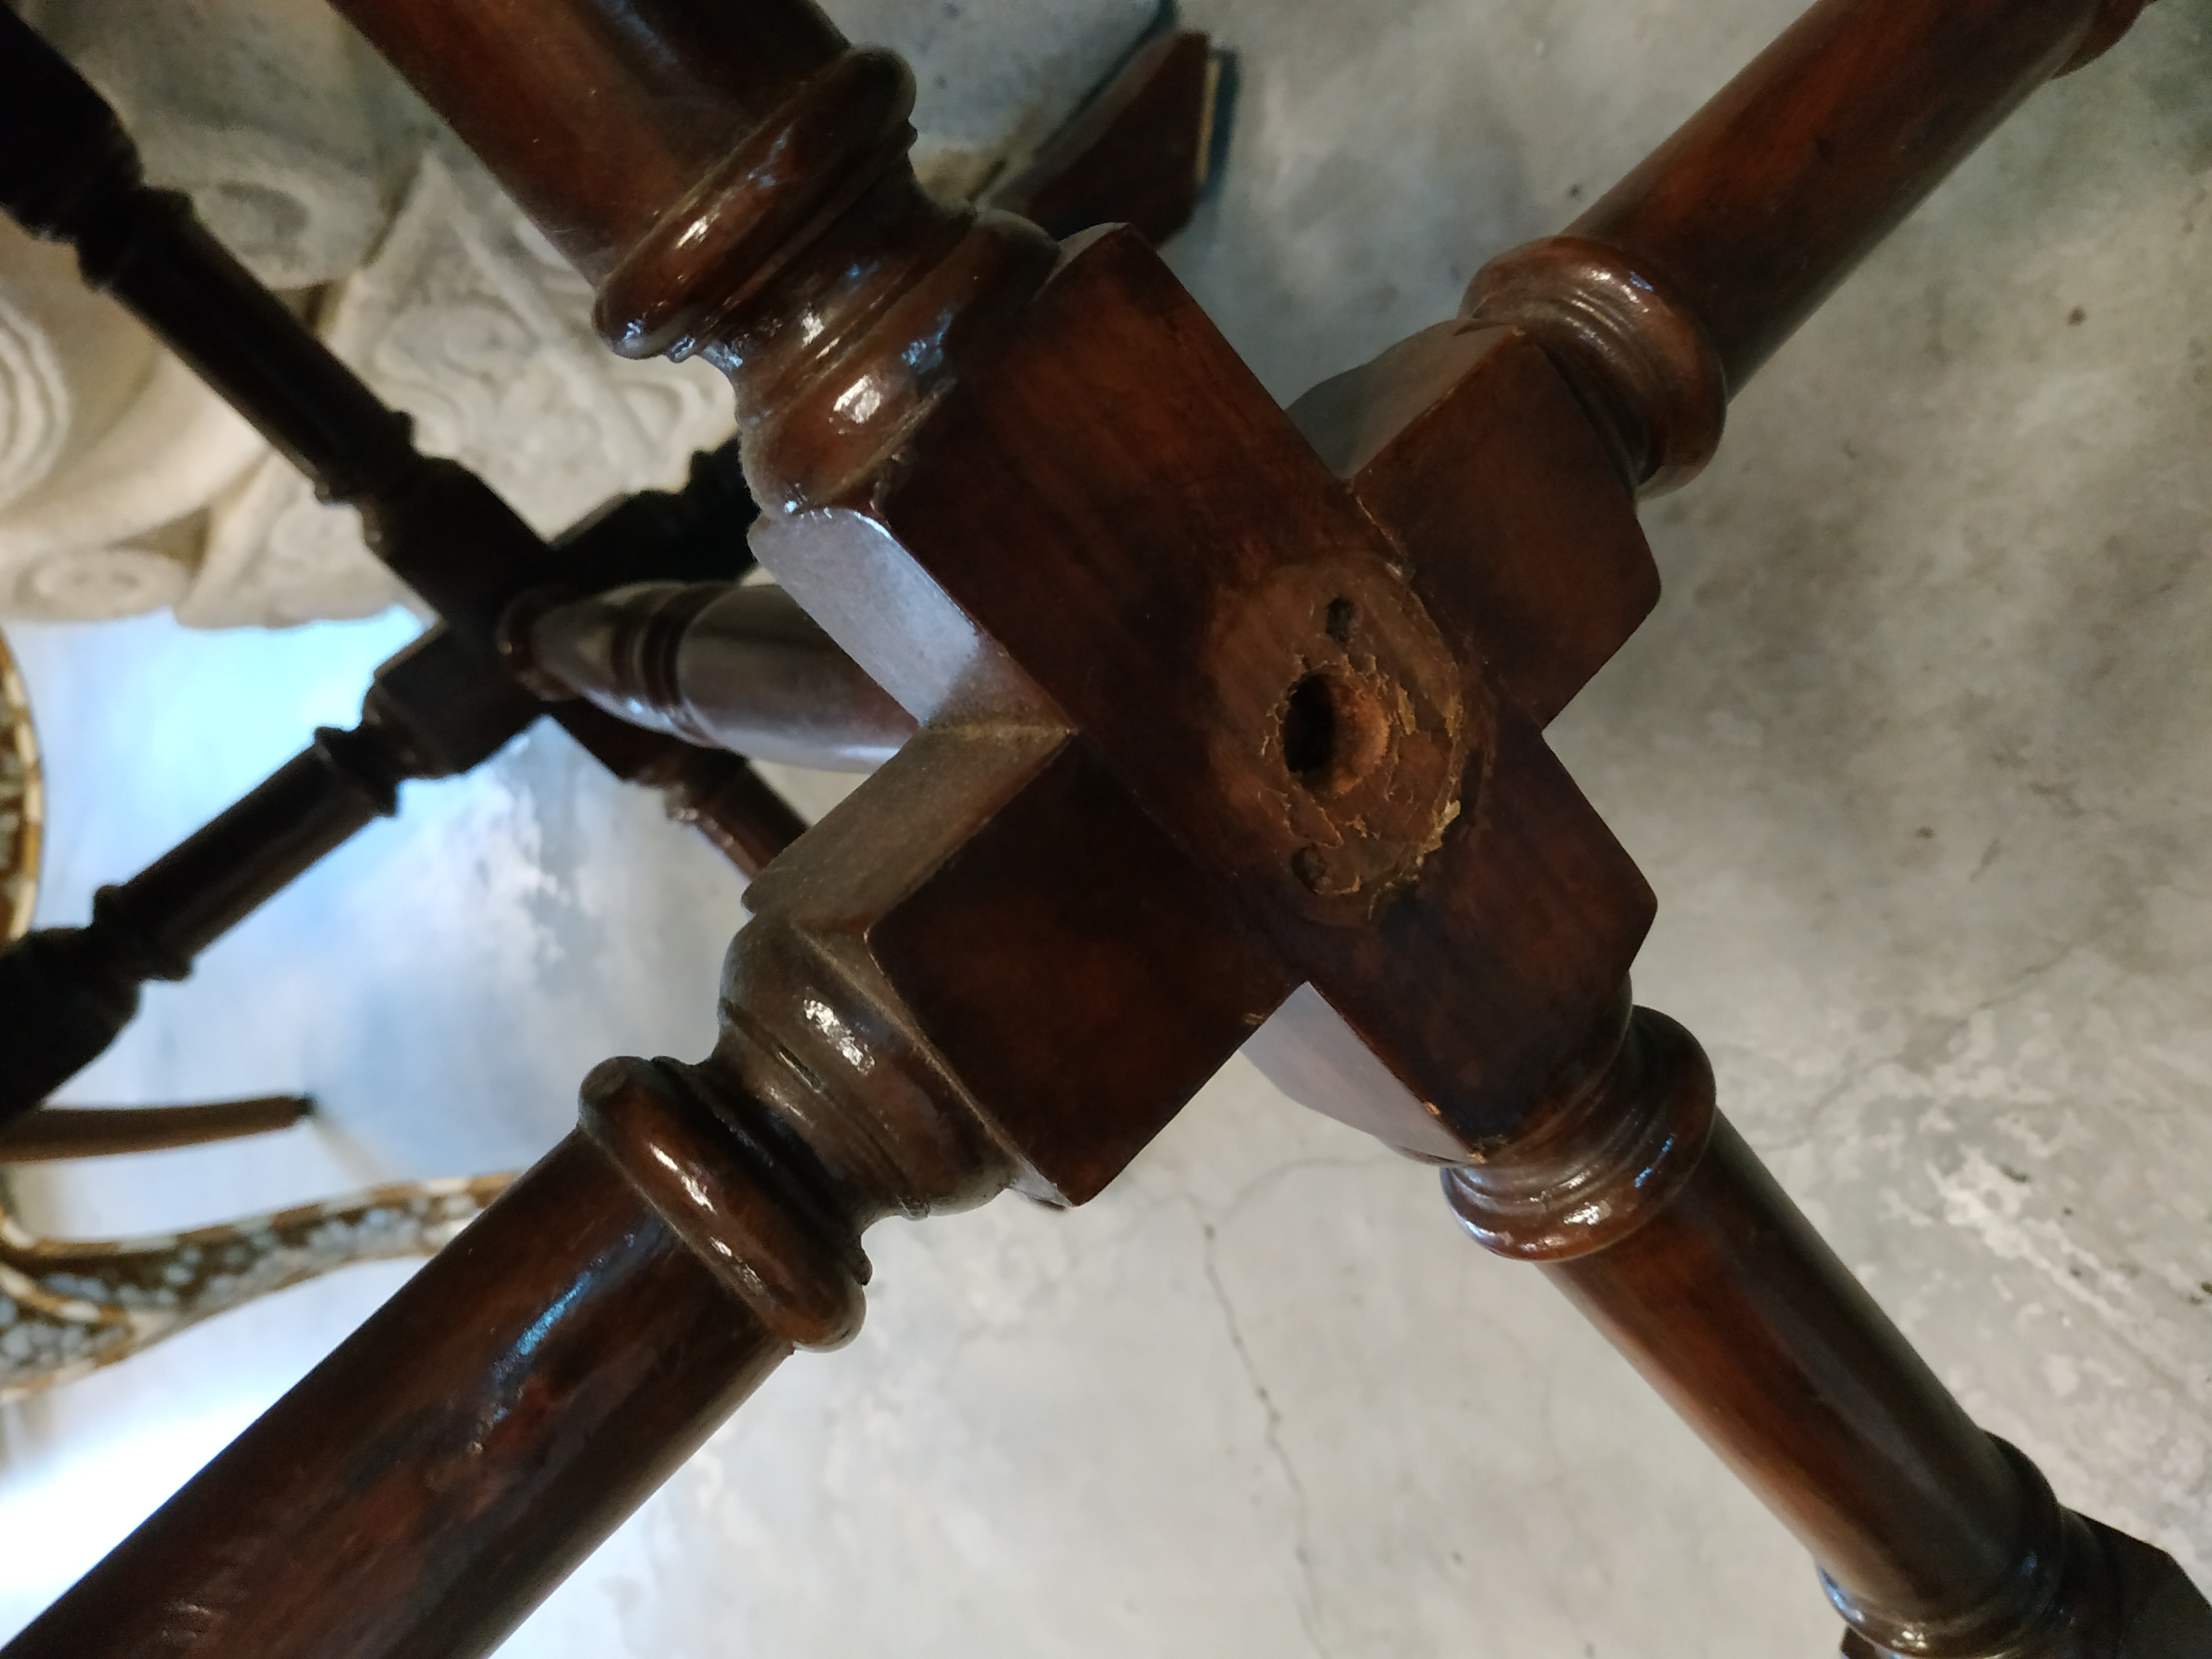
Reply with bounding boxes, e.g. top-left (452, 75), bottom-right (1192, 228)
top-left (5, 872), bottom-right (1014, 1659)
top-left (1, 0), bottom-right (2200, 1653)
top-left (1445, 1004), bottom-right (2212, 1656)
